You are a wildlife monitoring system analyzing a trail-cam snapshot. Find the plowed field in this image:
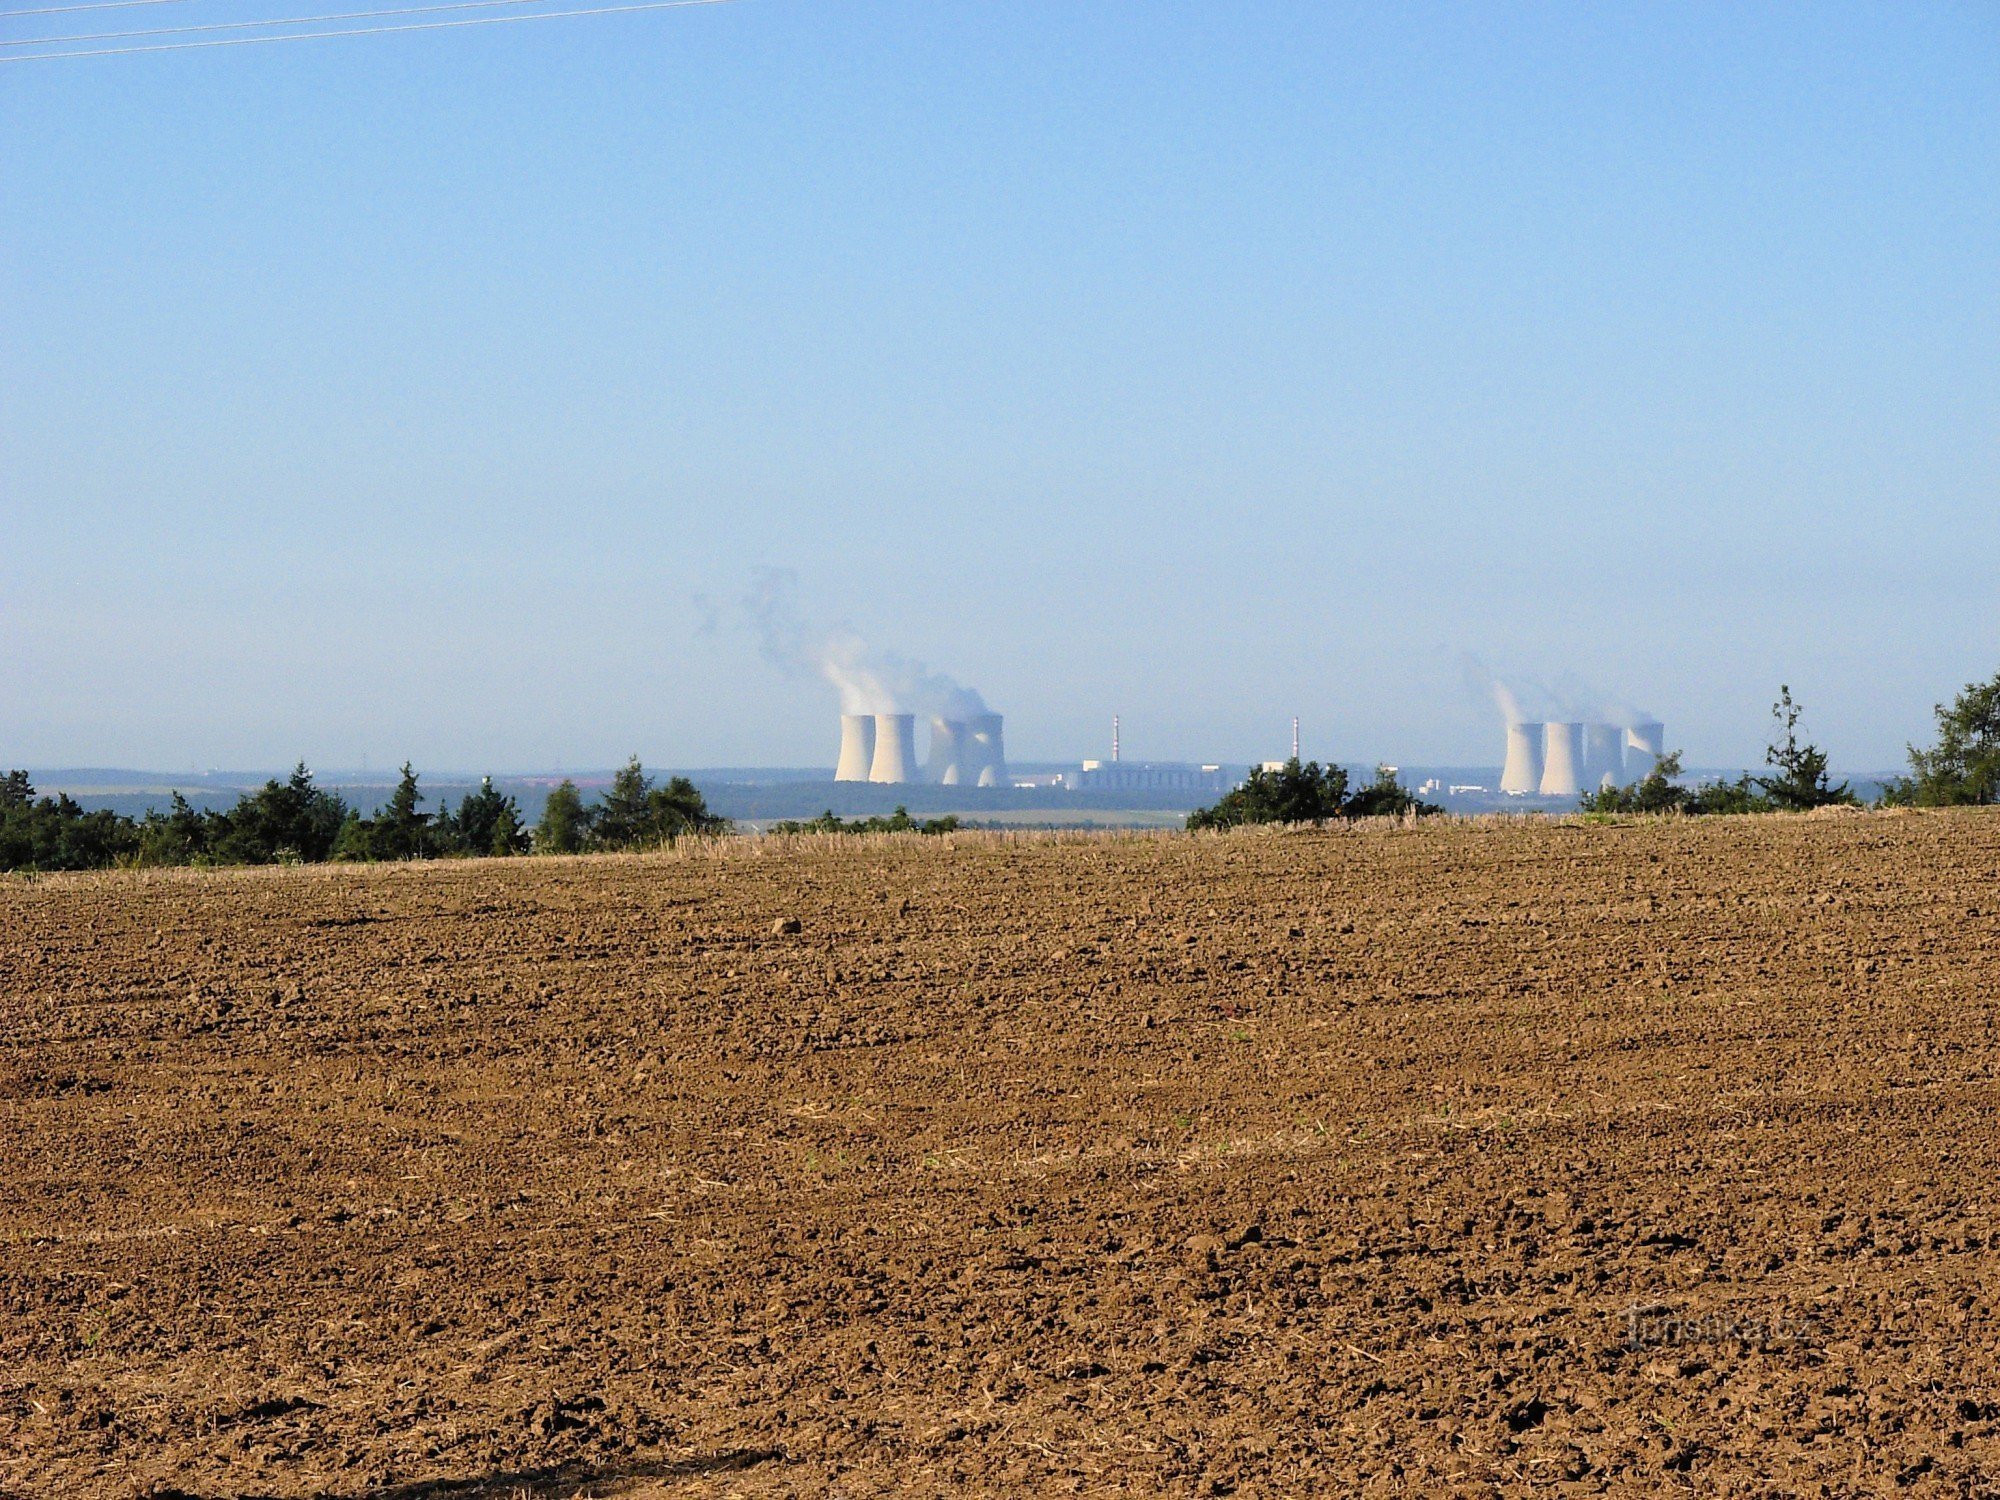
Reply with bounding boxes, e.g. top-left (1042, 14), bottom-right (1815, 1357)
top-left (5, 811), bottom-right (2000, 1497)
